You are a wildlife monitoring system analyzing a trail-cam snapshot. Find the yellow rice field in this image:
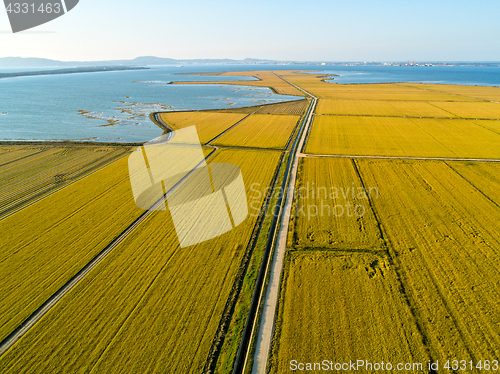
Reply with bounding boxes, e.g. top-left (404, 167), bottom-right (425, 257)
top-left (0, 156), bottom-right (145, 342)
top-left (159, 112), bottom-right (248, 143)
top-left (316, 99), bottom-right (456, 117)
top-left (280, 158), bottom-right (500, 369)
top-left (255, 99), bottom-right (309, 115)
top-left (470, 119), bottom-right (500, 135)
top-left (431, 101), bottom-right (500, 119)
top-left (357, 159), bottom-right (500, 363)
top-left (3, 72), bottom-right (500, 373)
top-left (213, 114), bottom-right (300, 149)
top-left (275, 71), bottom-right (482, 101)
top-left (402, 83), bottom-right (500, 102)
top-left (174, 70), bottom-right (304, 97)
top-left (0, 145), bottom-right (130, 217)
top-left (447, 161), bottom-right (500, 206)
top-left (305, 115), bottom-right (500, 158)
top-left (290, 157), bottom-right (383, 250)
top-left (270, 250), bottom-right (429, 373)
